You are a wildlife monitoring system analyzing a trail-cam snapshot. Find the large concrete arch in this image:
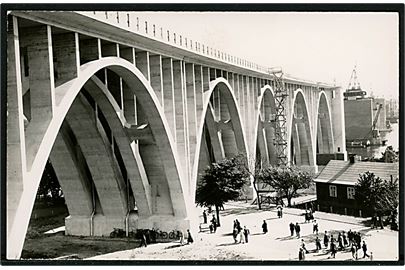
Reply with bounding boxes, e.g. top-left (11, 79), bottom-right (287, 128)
top-left (253, 85), bottom-right (277, 167)
top-left (191, 78), bottom-right (249, 203)
top-left (7, 57), bottom-right (189, 259)
top-left (315, 91), bottom-right (334, 155)
top-left (287, 89), bottom-right (315, 169)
